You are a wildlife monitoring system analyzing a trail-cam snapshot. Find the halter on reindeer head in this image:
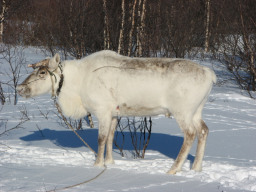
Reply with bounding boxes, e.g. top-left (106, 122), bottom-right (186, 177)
top-left (17, 53), bottom-right (63, 98)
